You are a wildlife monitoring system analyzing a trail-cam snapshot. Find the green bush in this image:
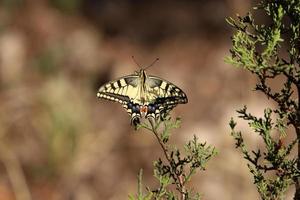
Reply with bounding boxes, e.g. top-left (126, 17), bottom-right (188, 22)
top-left (226, 0), bottom-right (300, 199)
